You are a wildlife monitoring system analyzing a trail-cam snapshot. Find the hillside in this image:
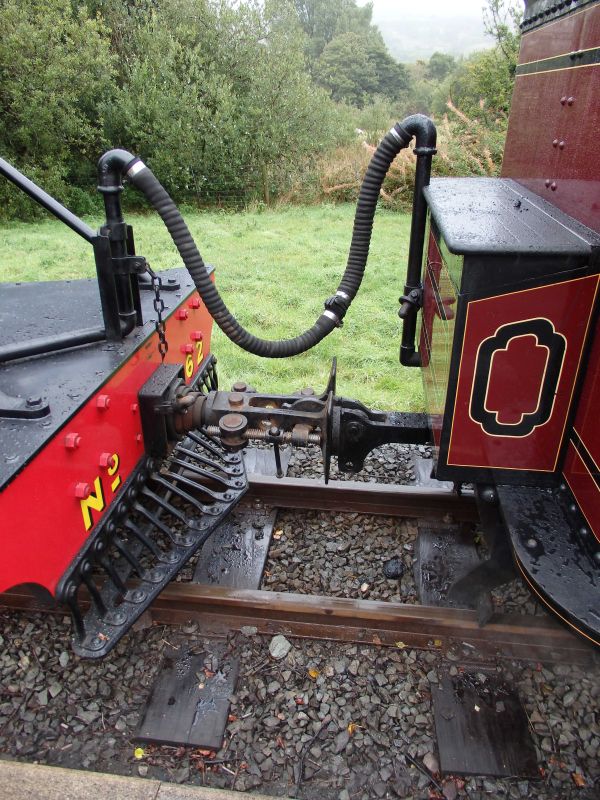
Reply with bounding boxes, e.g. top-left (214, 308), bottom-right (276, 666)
top-left (372, 10), bottom-right (490, 62)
